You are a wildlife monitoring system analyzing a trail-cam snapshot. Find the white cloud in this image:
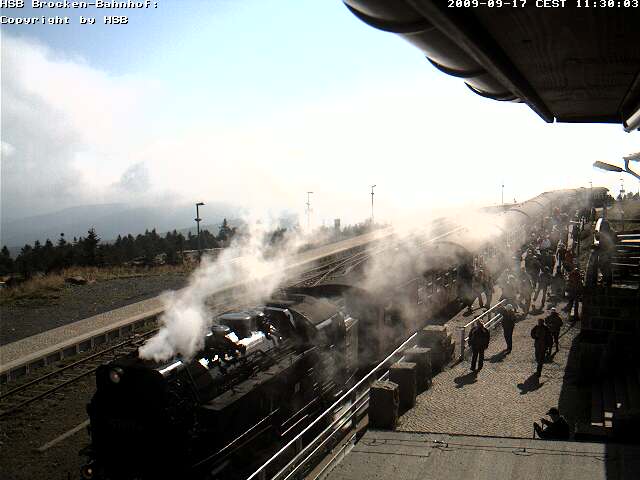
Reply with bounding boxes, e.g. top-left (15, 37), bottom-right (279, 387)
top-left (2, 32), bottom-right (638, 232)
top-left (1, 142), bottom-right (16, 157)
top-left (1, 35), bottom-right (161, 222)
